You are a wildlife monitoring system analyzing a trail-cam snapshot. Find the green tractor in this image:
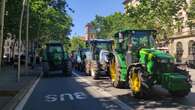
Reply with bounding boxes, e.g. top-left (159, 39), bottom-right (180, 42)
top-left (42, 41), bottom-right (72, 77)
top-left (85, 39), bottom-right (114, 79)
top-left (108, 30), bottom-right (192, 98)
